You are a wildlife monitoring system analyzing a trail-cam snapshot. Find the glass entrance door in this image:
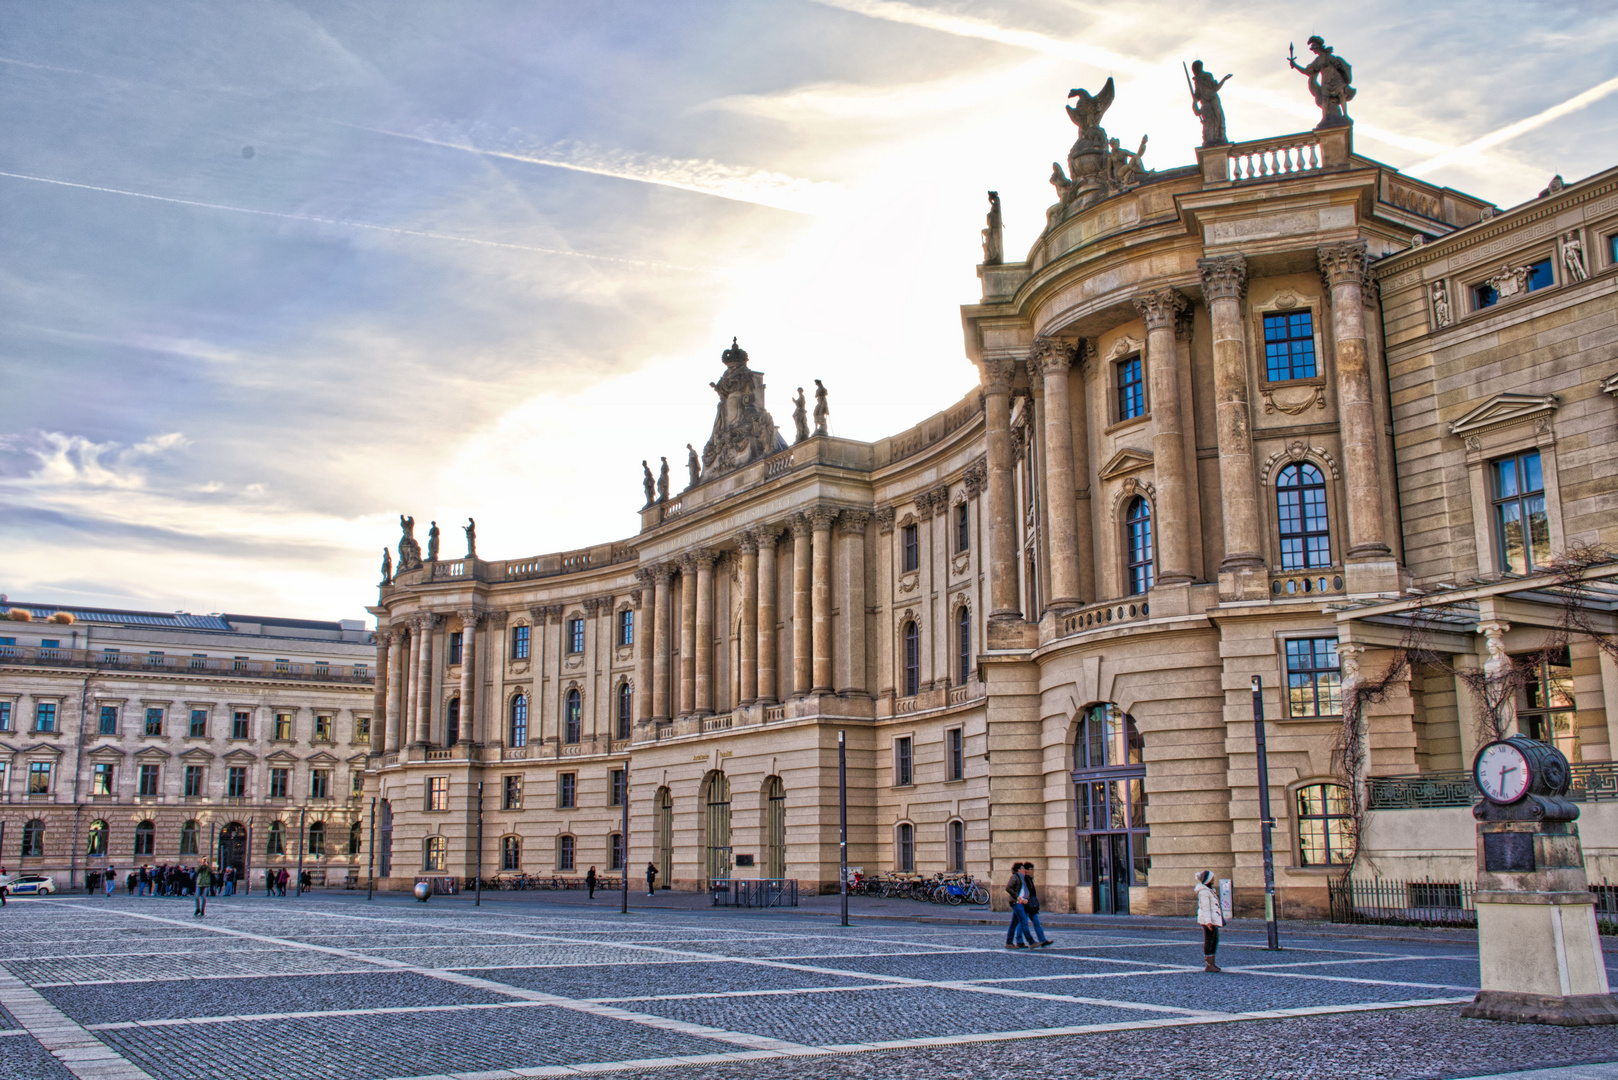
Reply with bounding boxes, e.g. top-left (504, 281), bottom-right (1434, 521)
top-left (1073, 704), bottom-right (1149, 915)
top-left (219, 822), bottom-right (247, 879)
